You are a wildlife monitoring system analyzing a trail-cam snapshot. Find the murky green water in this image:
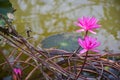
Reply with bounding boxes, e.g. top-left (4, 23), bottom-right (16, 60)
top-left (9, 0), bottom-right (120, 52)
